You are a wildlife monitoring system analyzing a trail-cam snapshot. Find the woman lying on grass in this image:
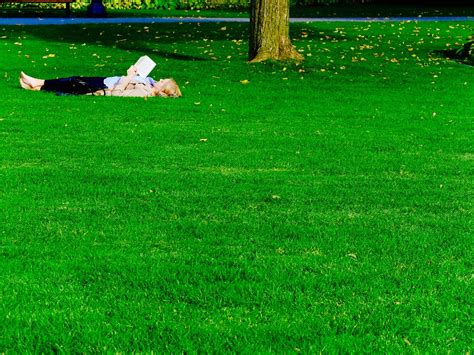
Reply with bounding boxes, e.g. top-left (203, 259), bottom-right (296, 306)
top-left (19, 65), bottom-right (182, 98)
